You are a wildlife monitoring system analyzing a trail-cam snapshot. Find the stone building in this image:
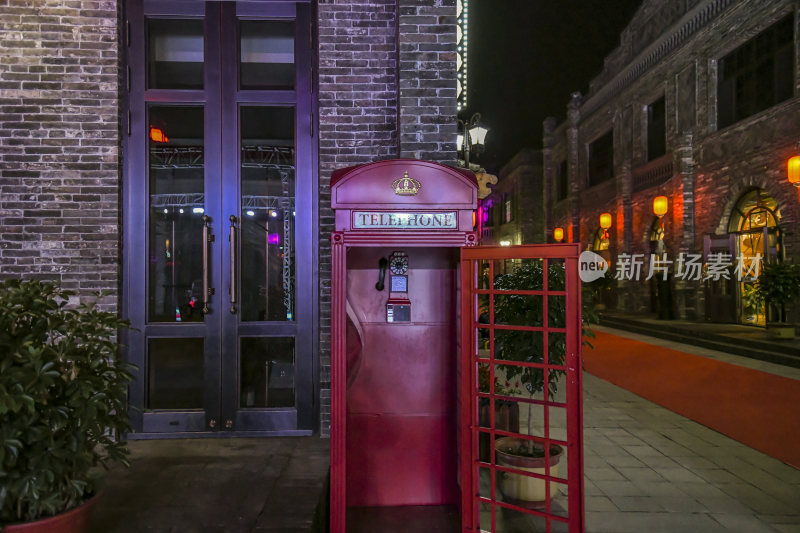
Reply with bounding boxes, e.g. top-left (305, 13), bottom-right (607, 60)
top-left (544, 0), bottom-right (800, 325)
top-left (480, 148), bottom-right (545, 246)
top-left (0, 0), bottom-right (458, 437)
